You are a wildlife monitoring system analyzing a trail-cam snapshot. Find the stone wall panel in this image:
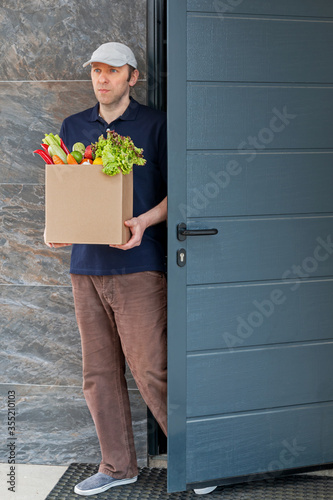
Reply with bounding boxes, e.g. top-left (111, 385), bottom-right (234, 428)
top-left (0, 0), bottom-right (148, 466)
top-left (0, 81), bottom-right (147, 184)
top-left (0, 384), bottom-right (147, 466)
top-left (1, 0), bottom-right (147, 81)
